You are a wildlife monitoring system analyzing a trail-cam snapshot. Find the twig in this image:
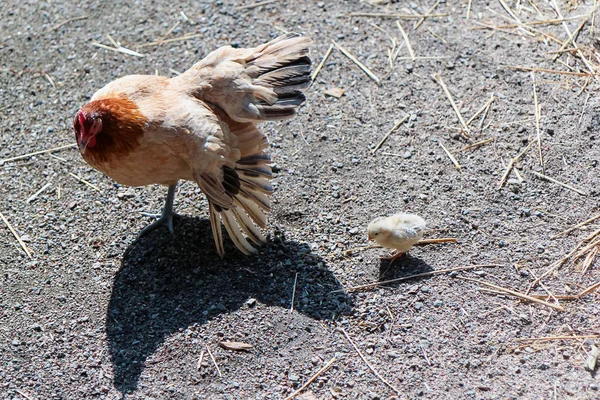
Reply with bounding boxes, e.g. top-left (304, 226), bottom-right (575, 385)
top-left (205, 345), bottom-right (222, 377)
top-left (337, 265), bottom-right (502, 292)
top-left (552, 214), bottom-right (600, 238)
top-left (531, 72), bottom-right (544, 173)
top-left (433, 73), bottom-right (471, 137)
top-left (552, 17), bottom-right (588, 61)
top-left (504, 65), bottom-right (590, 76)
top-left (236, 0), bottom-right (278, 10)
top-left (68, 172), bottom-right (101, 192)
top-left (579, 280), bottom-right (600, 297)
top-left (51, 15), bottom-right (88, 31)
top-left (415, 0), bottom-right (442, 30)
top-left (415, 237), bottom-right (457, 245)
top-left (0, 143), bottom-right (77, 164)
top-left (333, 41), bottom-right (380, 84)
top-left (439, 142), bottom-right (461, 172)
top-left (457, 138), bottom-right (495, 152)
top-left (372, 115), bottom-right (409, 154)
top-left (156, 21), bottom-right (181, 46)
top-left (0, 211), bottom-right (32, 258)
top-left (458, 276), bottom-right (564, 311)
top-left (340, 327), bottom-right (400, 395)
top-left (311, 44), bottom-right (334, 81)
top-left (290, 272), bottom-right (299, 312)
top-left (283, 357), bottom-right (336, 400)
top-left (26, 182), bottom-right (52, 203)
top-left (530, 171), bottom-right (587, 196)
top-left (466, 0), bottom-right (473, 20)
top-left (396, 21), bottom-right (415, 61)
